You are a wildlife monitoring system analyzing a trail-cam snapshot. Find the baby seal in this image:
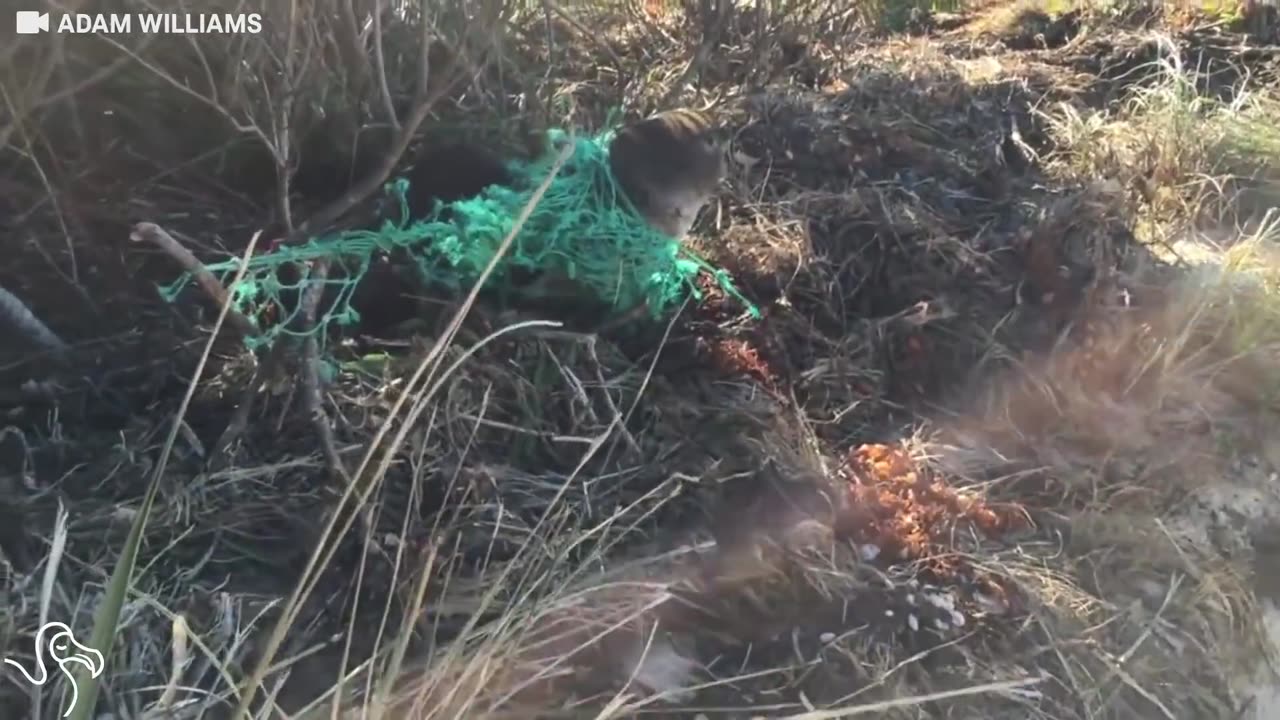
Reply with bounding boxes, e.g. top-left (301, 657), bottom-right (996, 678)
top-left (607, 107), bottom-right (726, 238)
